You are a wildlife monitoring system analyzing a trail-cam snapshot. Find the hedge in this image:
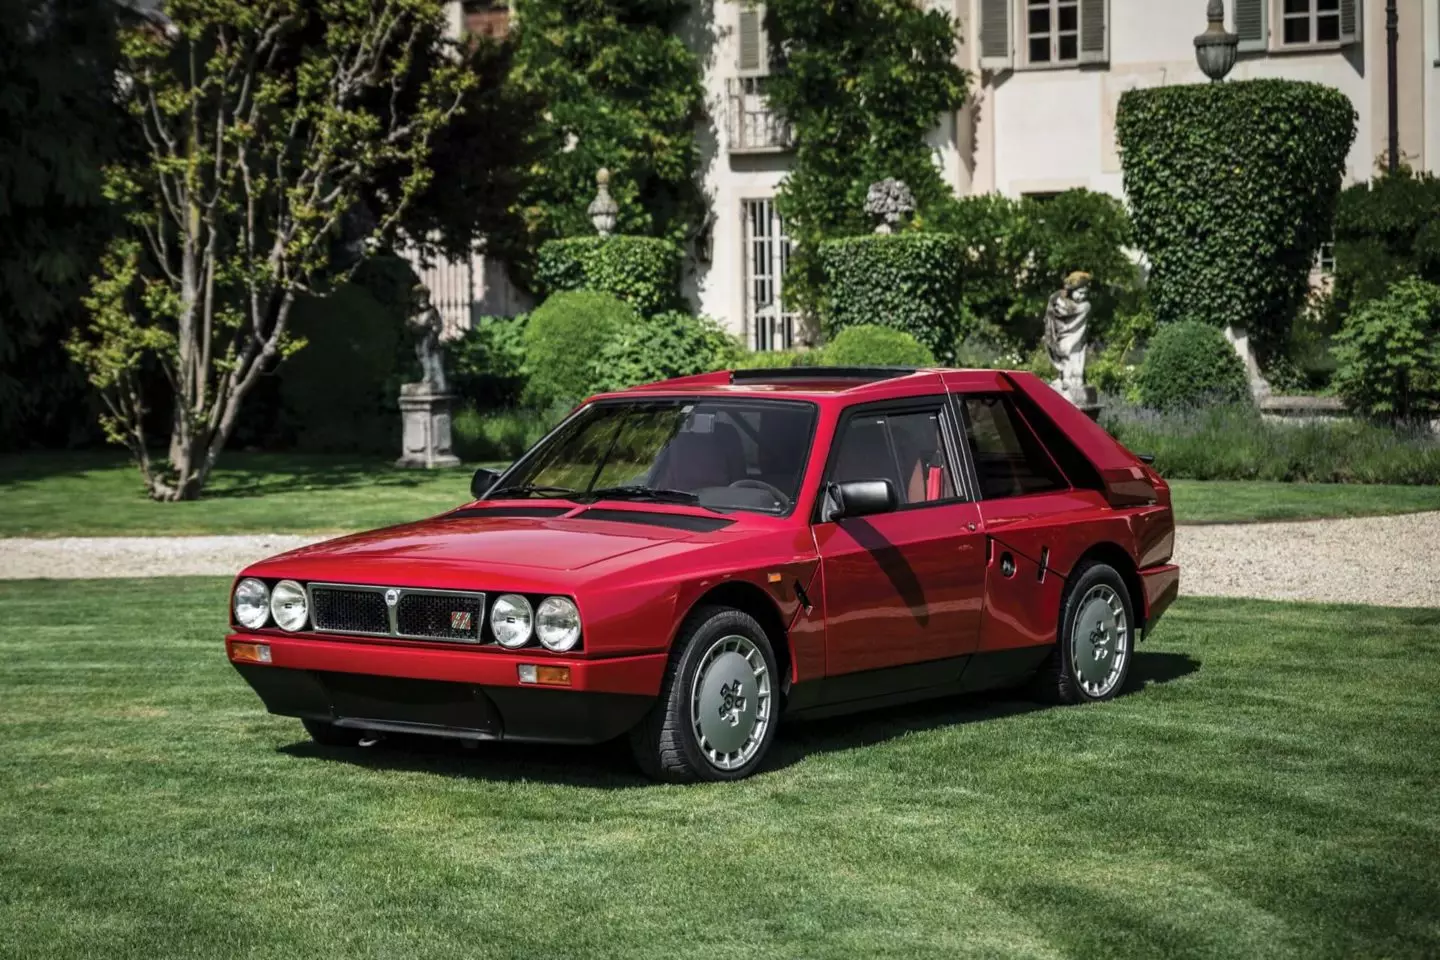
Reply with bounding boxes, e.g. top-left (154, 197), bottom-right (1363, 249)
top-left (1116, 80), bottom-right (1356, 354)
top-left (1332, 278), bottom-right (1440, 424)
top-left (1333, 170), bottom-right (1440, 314)
top-left (824, 324), bottom-right (935, 366)
top-left (1134, 320), bottom-right (1250, 411)
top-left (817, 233), bottom-right (965, 360)
top-left (590, 311), bottom-right (744, 393)
top-left (523, 290), bottom-right (639, 407)
top-left (535, 236), bottom-right (683, 317)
